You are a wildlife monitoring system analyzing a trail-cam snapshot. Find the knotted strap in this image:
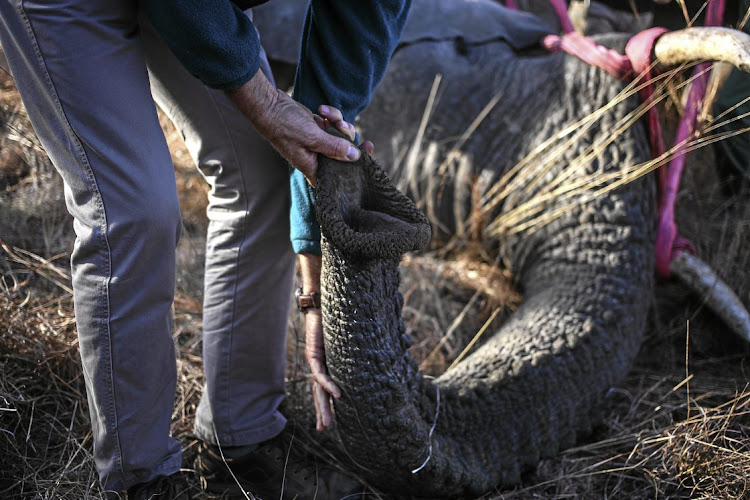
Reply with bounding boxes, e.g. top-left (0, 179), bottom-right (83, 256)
top-left (507, 0), bottom-right (726, 278)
